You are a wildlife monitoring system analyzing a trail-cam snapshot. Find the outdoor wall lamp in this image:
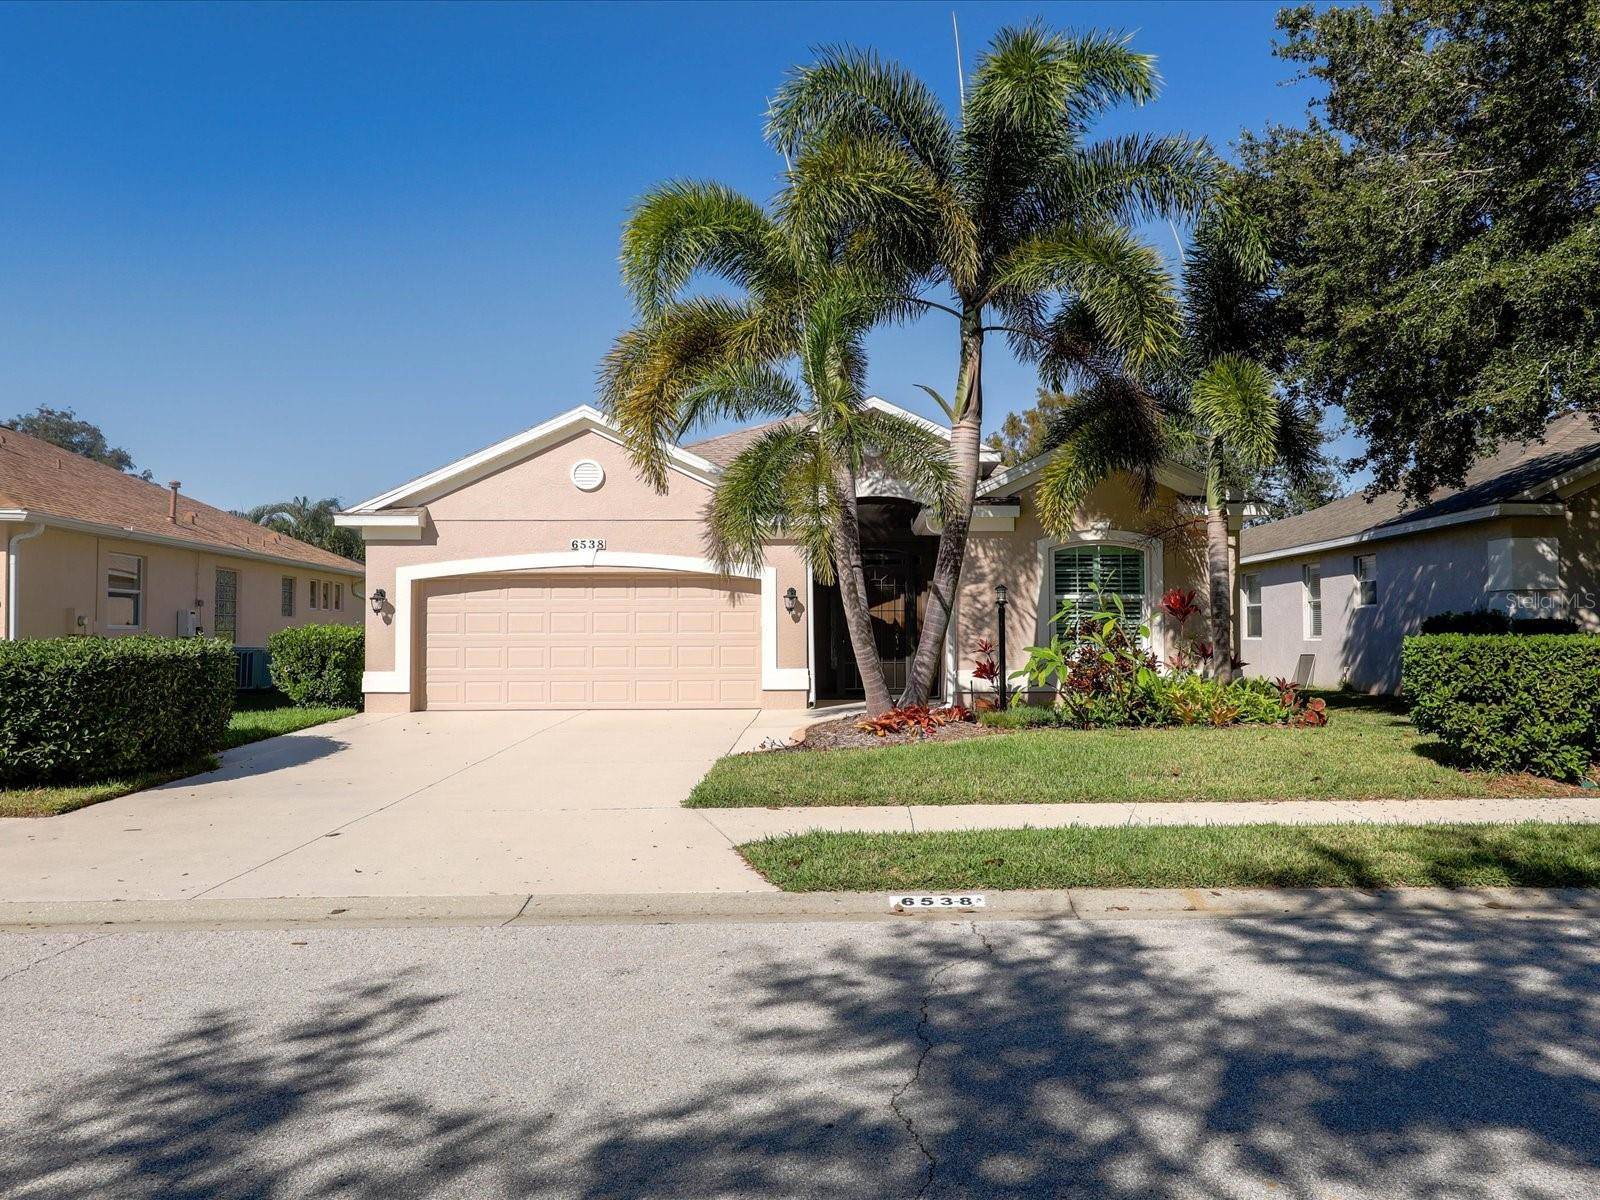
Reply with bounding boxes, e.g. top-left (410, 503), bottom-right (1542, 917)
top-left (783, 586), bottom-right (799, 614)
top-left (370, 588), bottom-right (388, 615)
